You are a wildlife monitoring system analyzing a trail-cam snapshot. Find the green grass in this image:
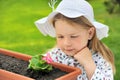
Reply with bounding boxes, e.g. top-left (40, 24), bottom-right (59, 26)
top-left (0, 0), bottom-right (119, 79)
top-left (0, 0), bottom-right (56, 55)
